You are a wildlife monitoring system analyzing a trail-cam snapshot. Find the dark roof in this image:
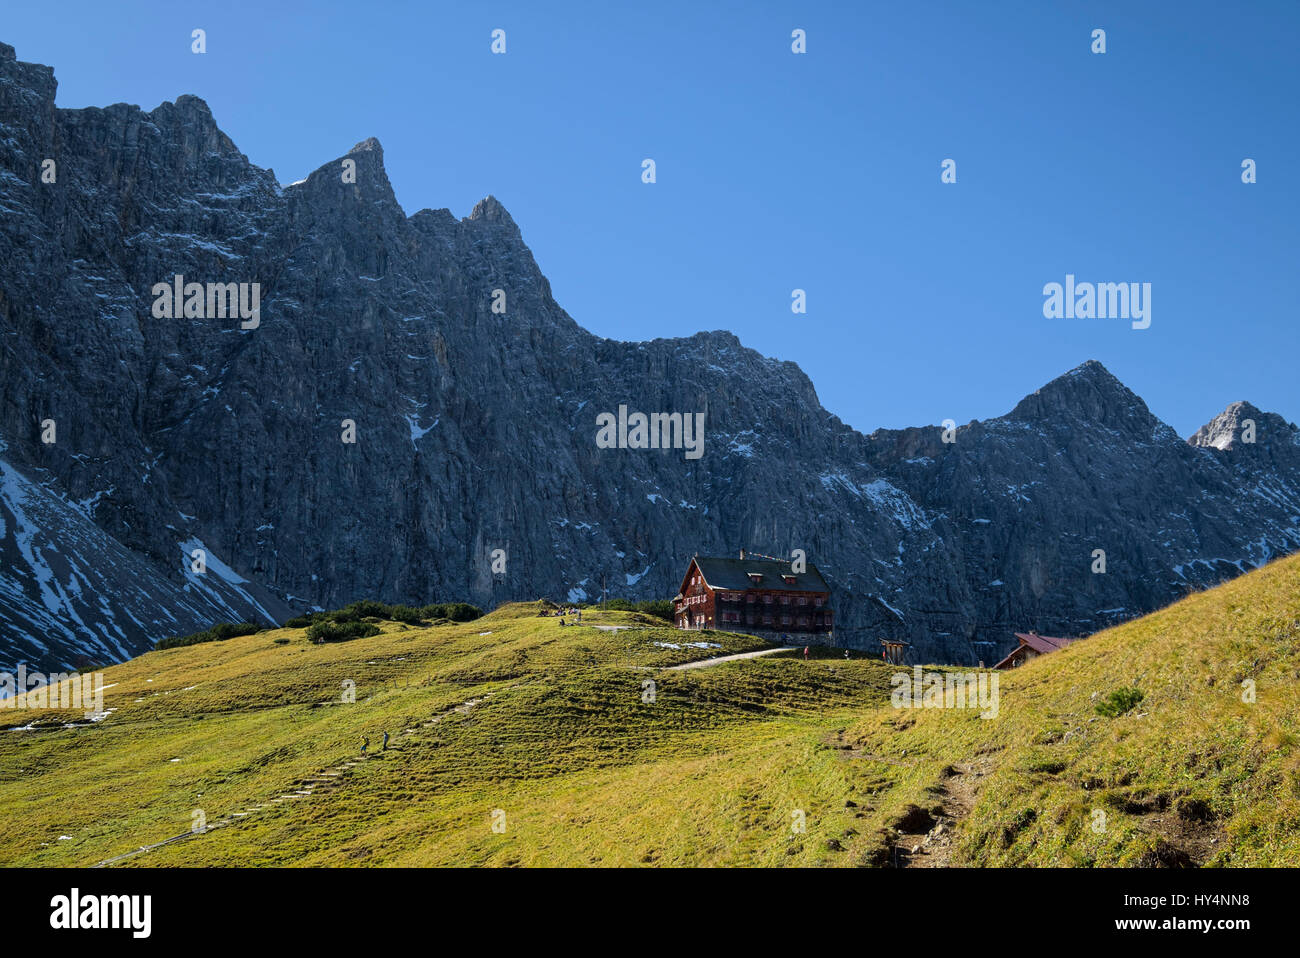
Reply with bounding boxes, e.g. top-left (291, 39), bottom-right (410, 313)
top-left (993, 632), bottom-right (1077, 669)
top-left (1013, 632), bottom-right (1076, 654)
top-left (690, 556), bottom-right (829, 594)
